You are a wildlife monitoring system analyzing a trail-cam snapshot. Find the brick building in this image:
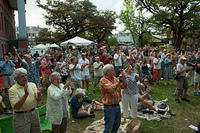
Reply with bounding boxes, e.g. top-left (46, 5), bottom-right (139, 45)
top-left (0, 0), bottom-right (16, 56)
top-left (16, 26), bottom-right (43, 46)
